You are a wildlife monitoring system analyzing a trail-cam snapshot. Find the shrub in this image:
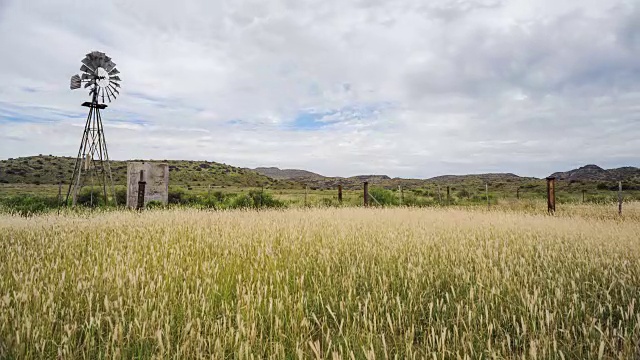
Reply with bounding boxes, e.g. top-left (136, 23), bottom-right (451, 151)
top-left (0, 195), bottom-right (58, 216)
top-left (115, 189), bottom-right (127, 205)
top-left (229, 194), bottom-right (253, 209)
top-left (369, 188), bottom-right (398, 206)
top-left (76, 188), bottom-right (105, 207)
